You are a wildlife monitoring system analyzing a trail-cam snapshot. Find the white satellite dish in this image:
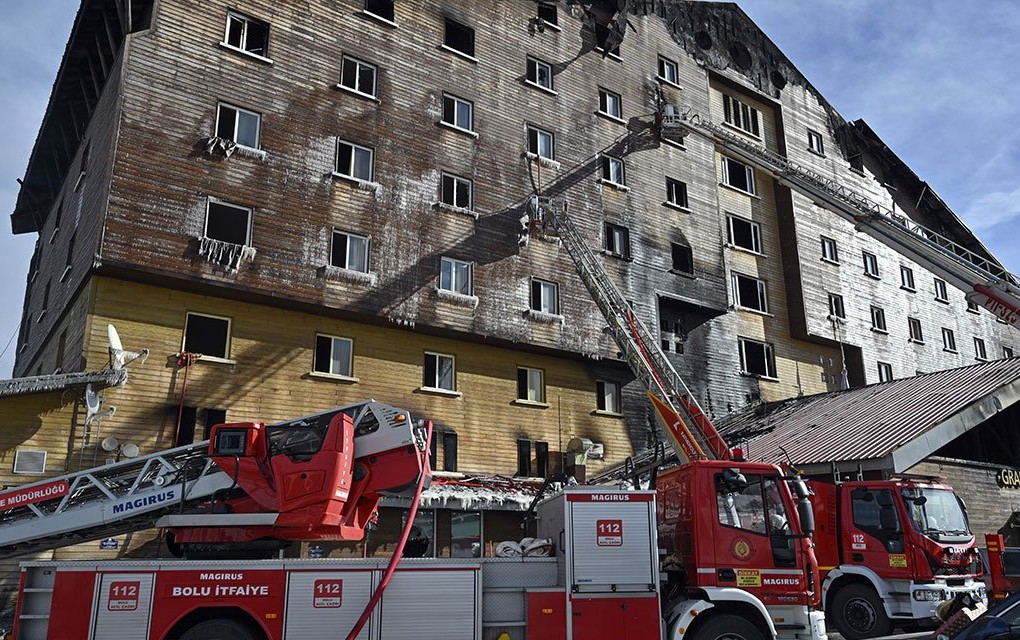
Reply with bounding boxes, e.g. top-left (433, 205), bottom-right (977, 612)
top-left (120, 443), bottom-right (140, 459)
top-left (107, 323), bottom-right (123, 353)
top-left (100, 436), bottom-right (120, 452)
top-left (108, 323), bottom-right (150, 370)
top-left (83, 383), bottom-right (102, 426)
